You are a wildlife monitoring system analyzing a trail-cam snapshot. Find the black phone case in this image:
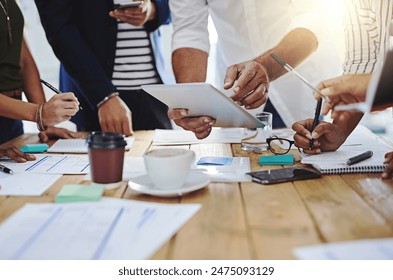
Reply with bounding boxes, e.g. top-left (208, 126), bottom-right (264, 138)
top-left (247, 167), bottom-right (321, 185)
